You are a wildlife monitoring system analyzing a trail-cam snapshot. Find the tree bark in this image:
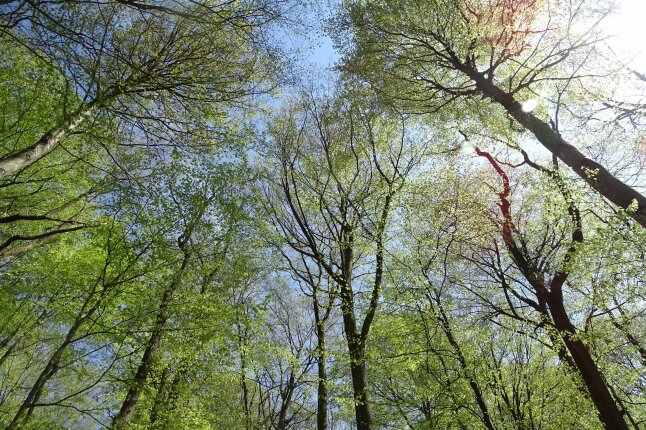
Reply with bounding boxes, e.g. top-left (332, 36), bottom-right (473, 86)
top-left (338, 223), bottom-right (374, 430)
top-left (112, 249), bottom-right (190, 429)
top-left (457, 61), bottom-right (646, 228)
top-left (546, 292), bottom-right (629, 430)
top-left (339, 280), bottom-right (373, 430)
top-left (0, 92), bottom-right (121, 177)
top-left (313, 299), bottom-right (329, 430)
